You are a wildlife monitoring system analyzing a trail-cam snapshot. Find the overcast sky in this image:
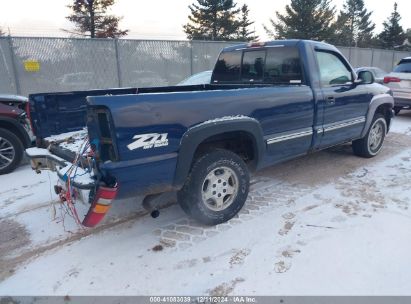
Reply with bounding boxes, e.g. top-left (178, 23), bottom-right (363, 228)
top-left (1, 0), bottom-right (410, 40)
